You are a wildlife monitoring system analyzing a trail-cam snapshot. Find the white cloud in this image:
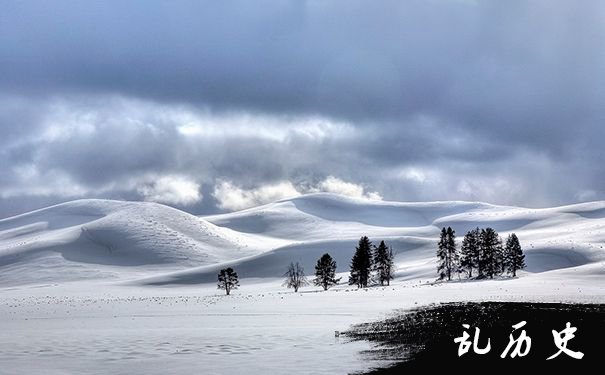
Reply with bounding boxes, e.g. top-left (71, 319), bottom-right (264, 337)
top-left (213, 180), bottom-right (301, 211)
top-left (213, 176), bottom-right (384, 212)
top-left (314, 176), bottom-right (383, 201)
top-left (176, 112), bottom-right (352, 143)
top-left (364, 191), bottom-right (384, 201)
top-left (137, 175), bottom-right (201, 206)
